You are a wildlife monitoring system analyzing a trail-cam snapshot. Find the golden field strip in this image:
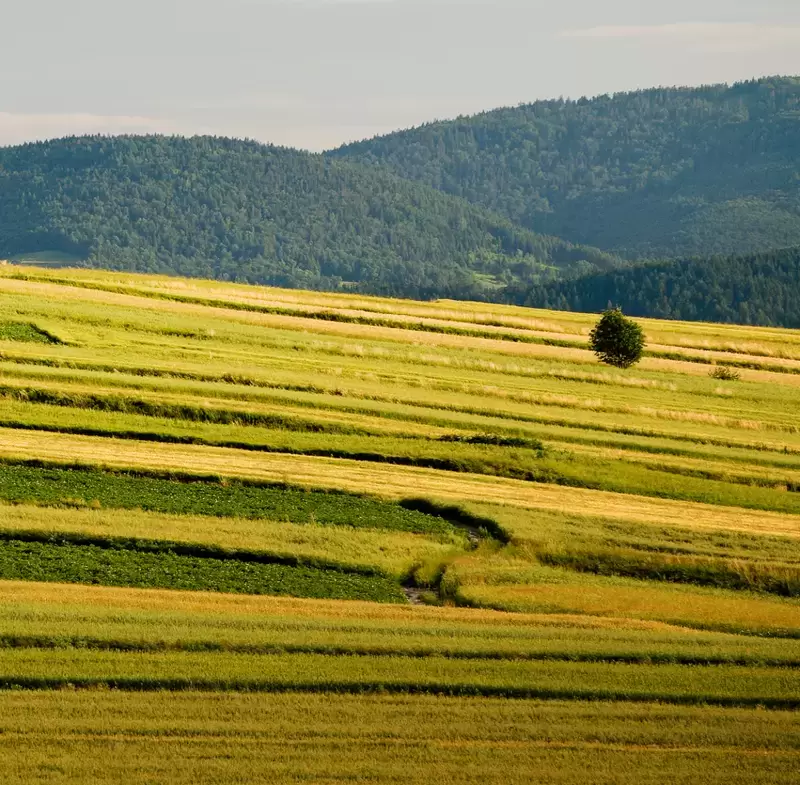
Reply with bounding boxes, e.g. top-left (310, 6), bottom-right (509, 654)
top-left (1, 693), bottom-right (797, 785)
top-left (1, 266), bottom-right (799, 782)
